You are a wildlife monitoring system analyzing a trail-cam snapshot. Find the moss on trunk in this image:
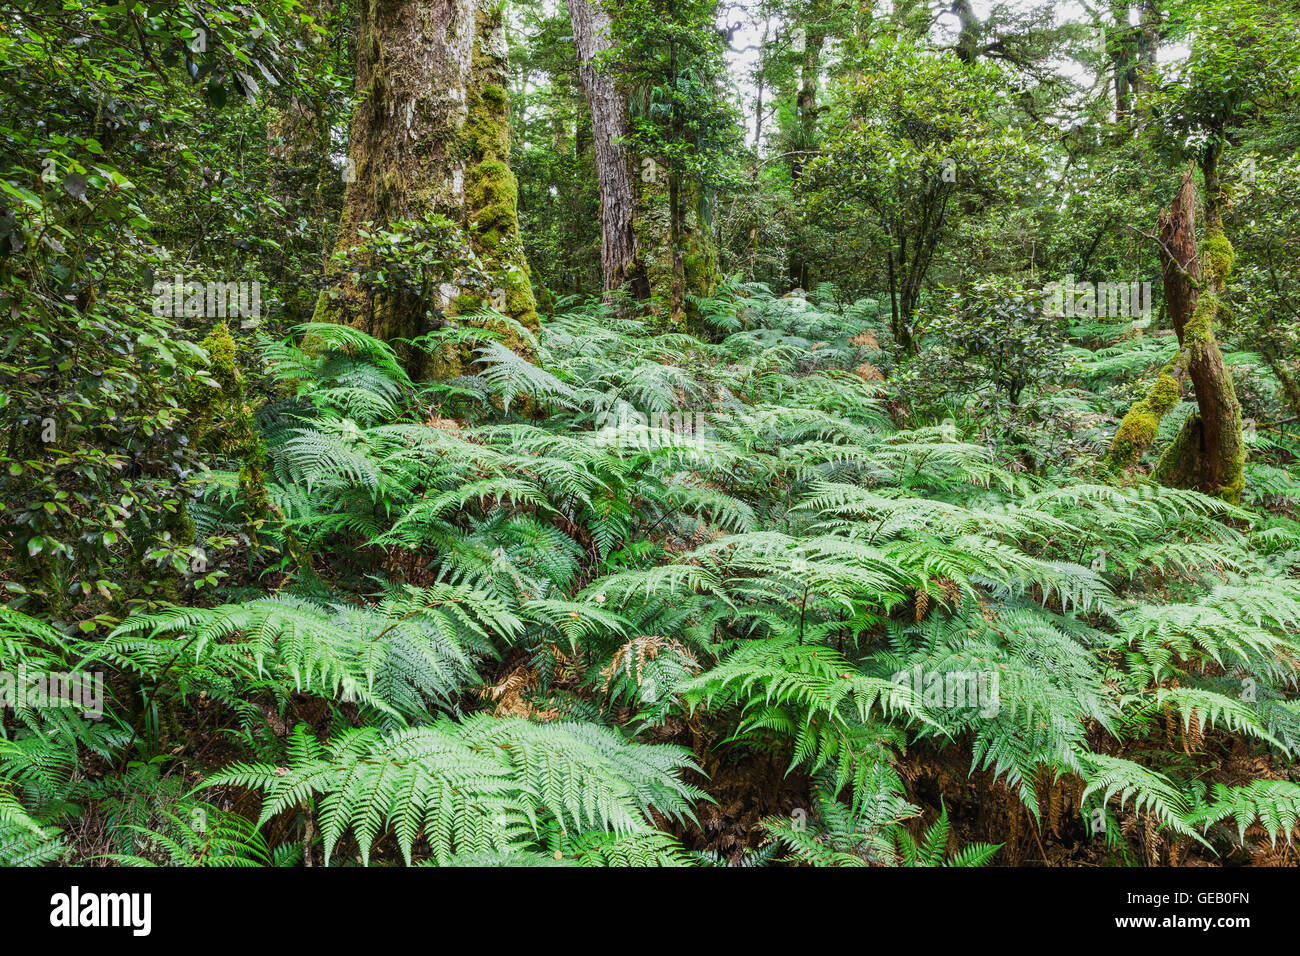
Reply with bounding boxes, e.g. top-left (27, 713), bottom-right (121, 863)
top-left (187, 322), bottom-right (271, 535)
top-left (319, 0), bottom-right (538, 379)
top-left (1107, 168), bottom-right (1244, 503)
top-left (634, 174), bottom-right (720, 332)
